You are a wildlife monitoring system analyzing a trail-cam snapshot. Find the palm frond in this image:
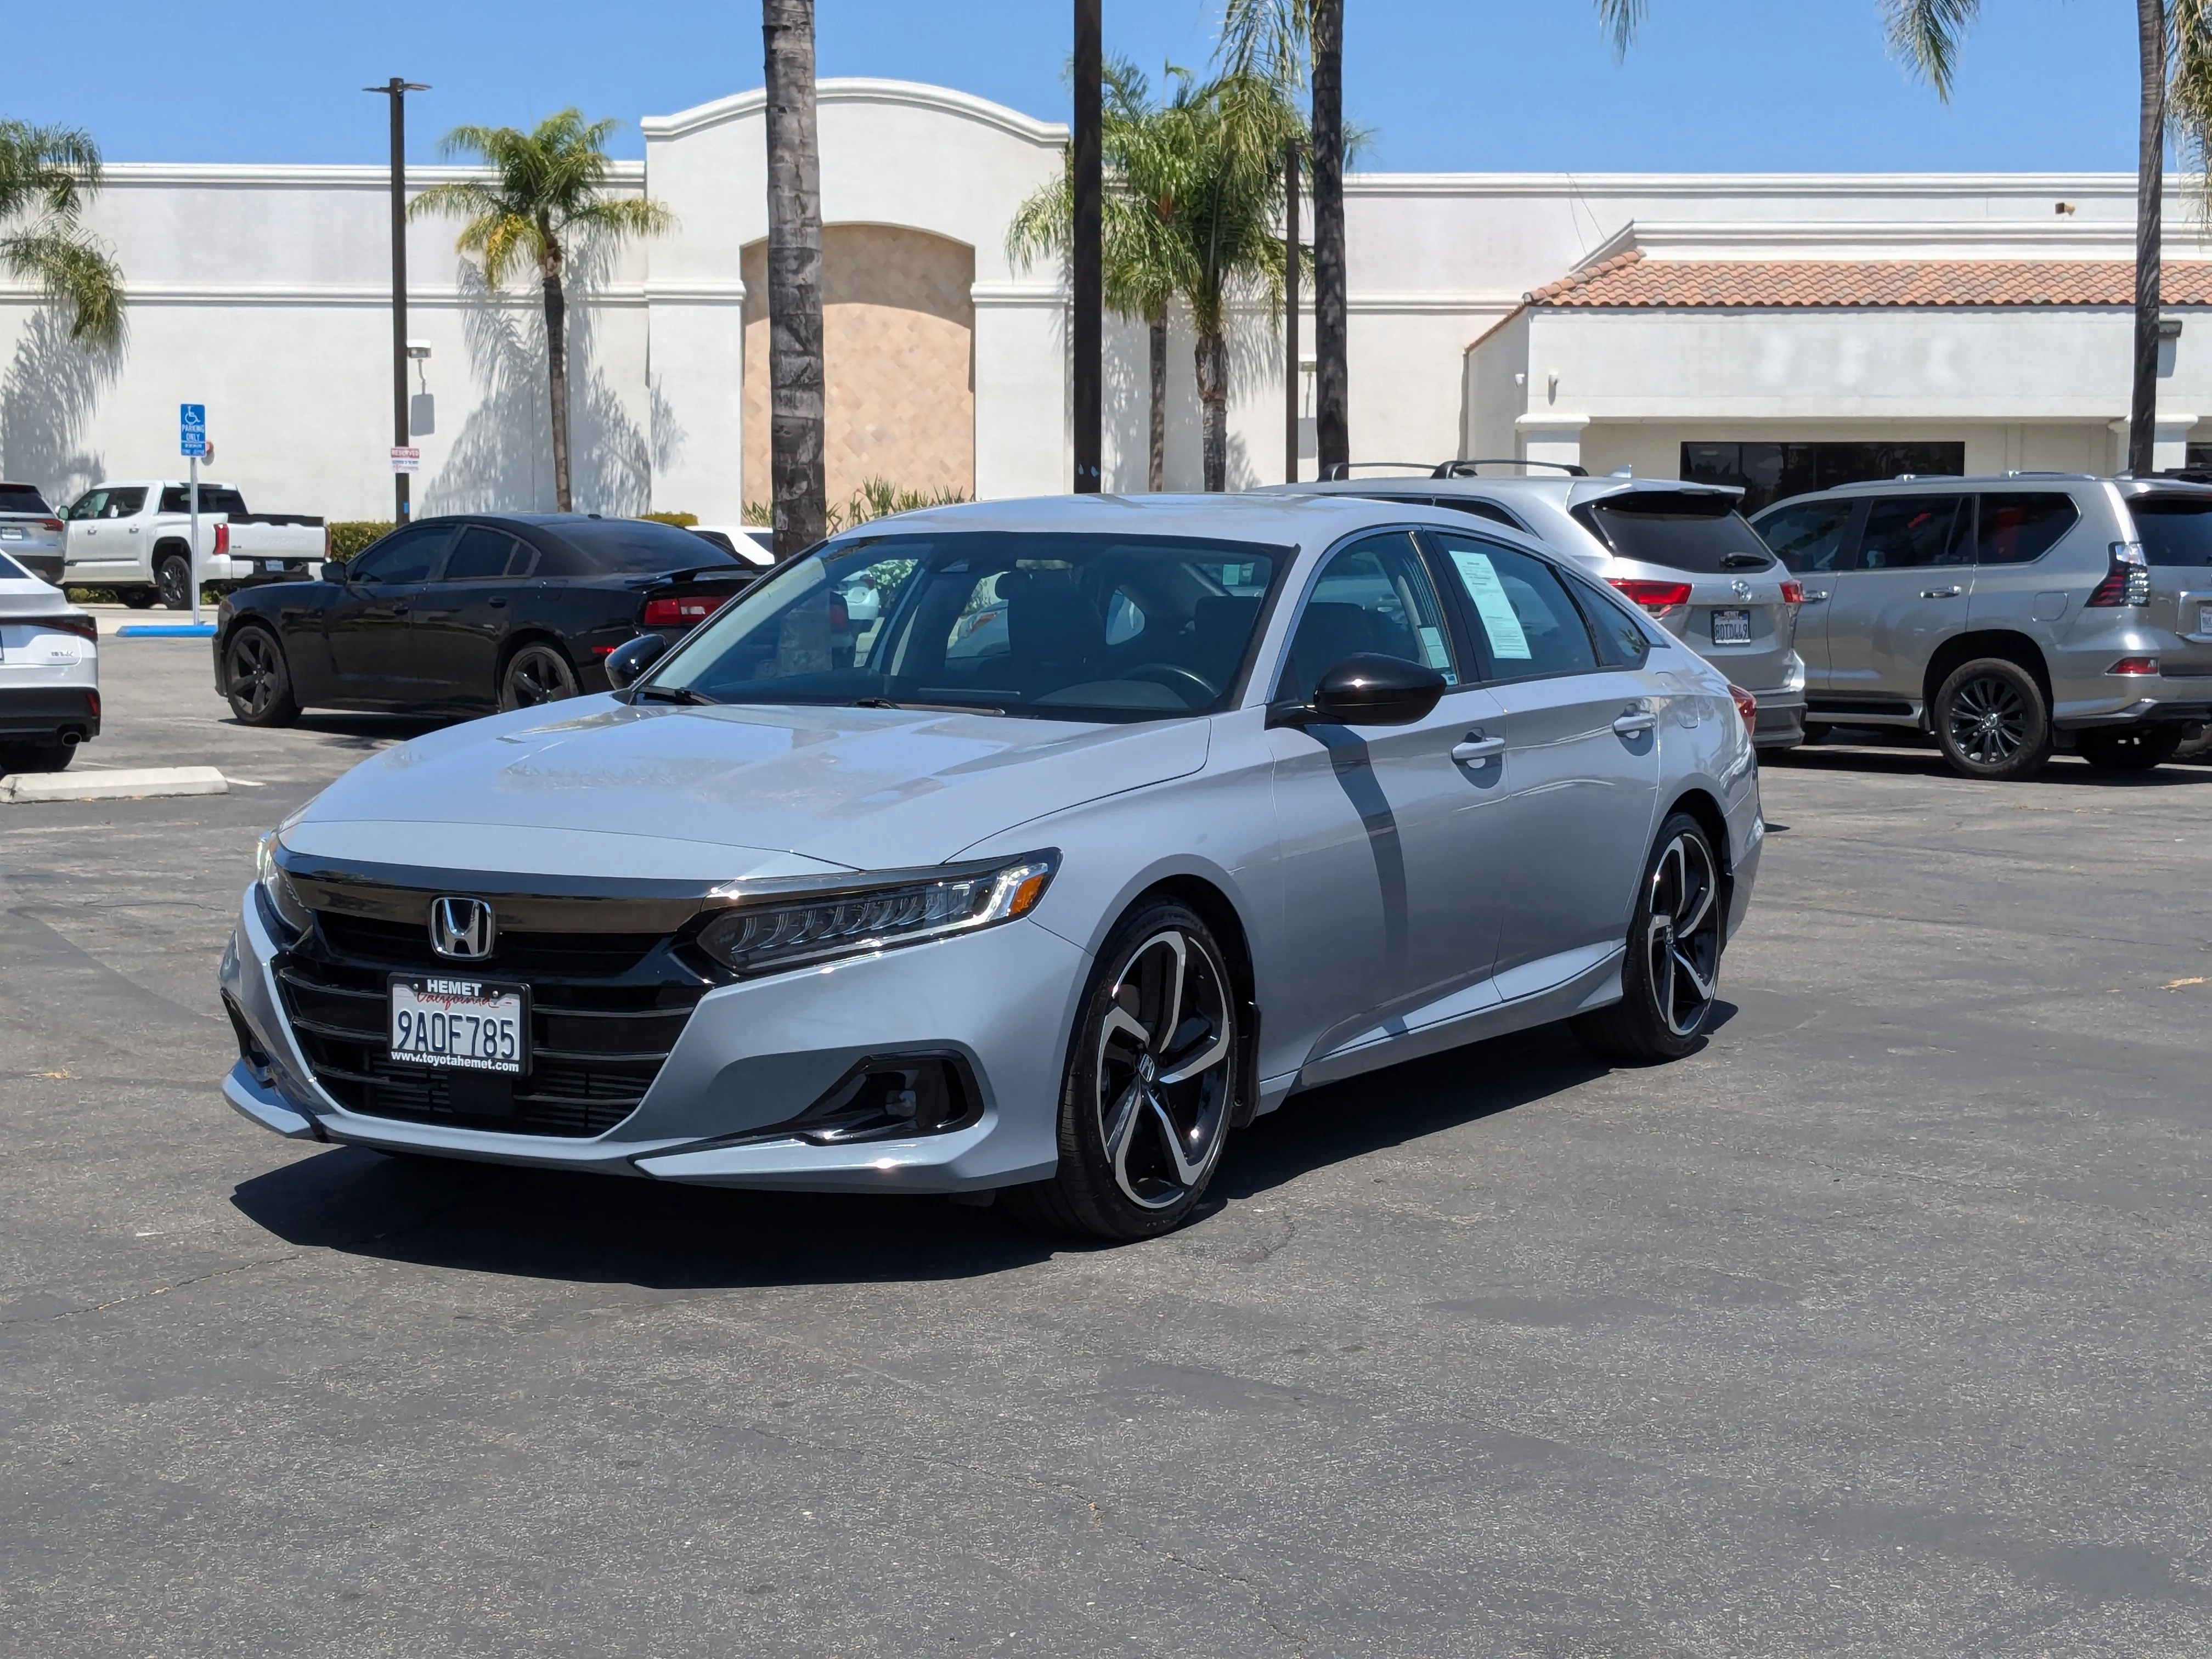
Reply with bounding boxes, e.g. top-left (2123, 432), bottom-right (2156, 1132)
top-left (1592, 0), bottom-right (1648, 58)
top-left (415, 110), bottom-right (669, 286)
top-left (2172, 0), bottom-right (2212, 210)
top-left (1881, 0), bottom-right (1982, 101)
top-left (1217, 0), bottom-right (1313, 87)
top-left (0, 227), bottom-right (125, 347)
